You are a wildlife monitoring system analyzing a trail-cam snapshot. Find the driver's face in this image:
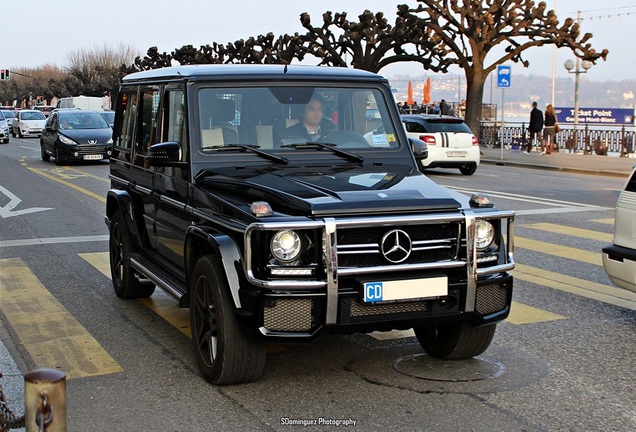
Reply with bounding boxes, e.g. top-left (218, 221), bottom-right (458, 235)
top-left (302, 99), bottom-right (323, 128)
